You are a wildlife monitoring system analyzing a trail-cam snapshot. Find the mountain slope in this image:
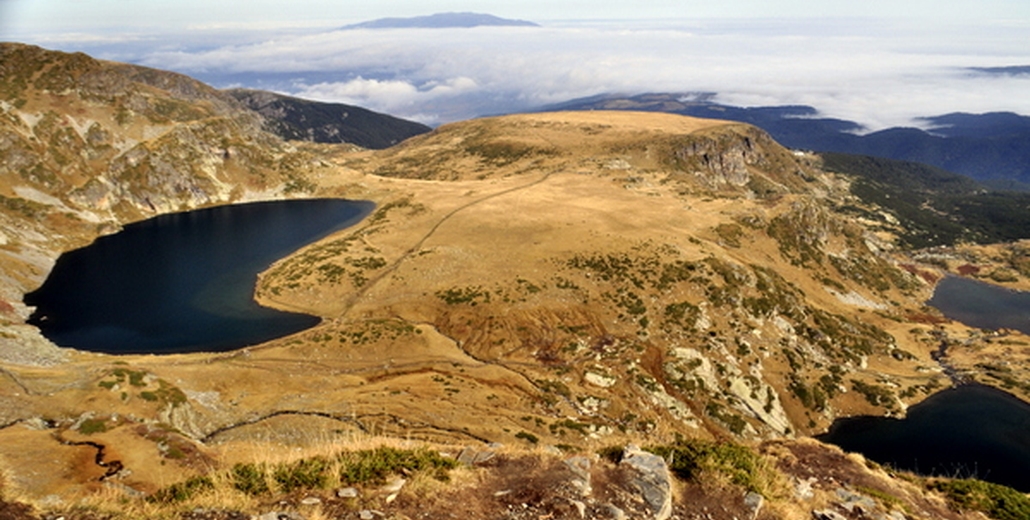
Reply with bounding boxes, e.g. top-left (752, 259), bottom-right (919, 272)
top-left (544, 93), bottom-right (1030, 186)
top-left (0, 43), bottom-right (346, 363)
top-left (820, 153), bottom-right (1030, 248)
top-left (226, 88), bottom-right (432, 149)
